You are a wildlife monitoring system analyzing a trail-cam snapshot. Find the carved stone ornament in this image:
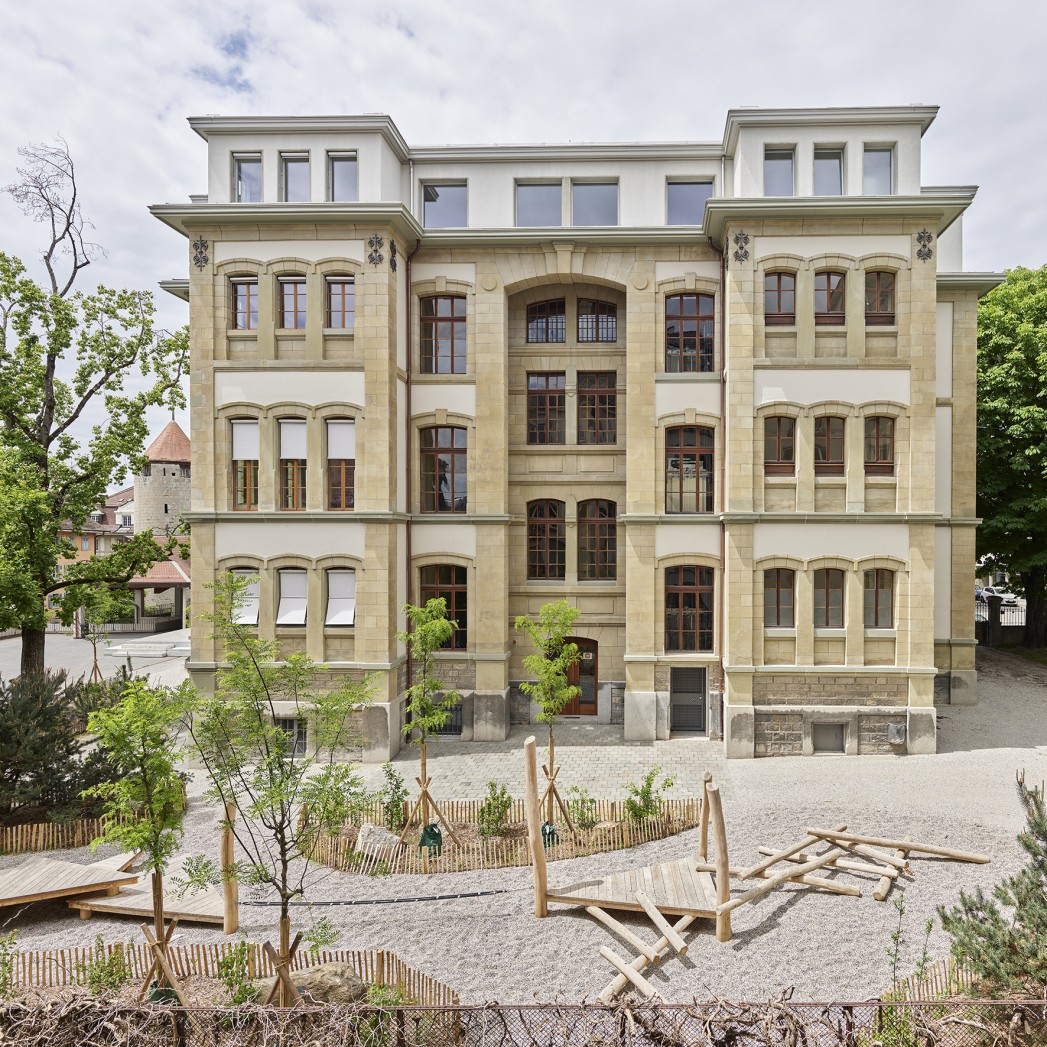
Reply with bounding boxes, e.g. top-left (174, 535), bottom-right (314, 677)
top-left (192, 238), bottom-right (209, 269)
top-left (389, 240), bottom-right (397, 272)
top-left (732, 231), bottom-right (750, 264)
top-left (367, 234), bottom-right (384, 268)
top-left (916, 228), bottom-right (934, 263)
